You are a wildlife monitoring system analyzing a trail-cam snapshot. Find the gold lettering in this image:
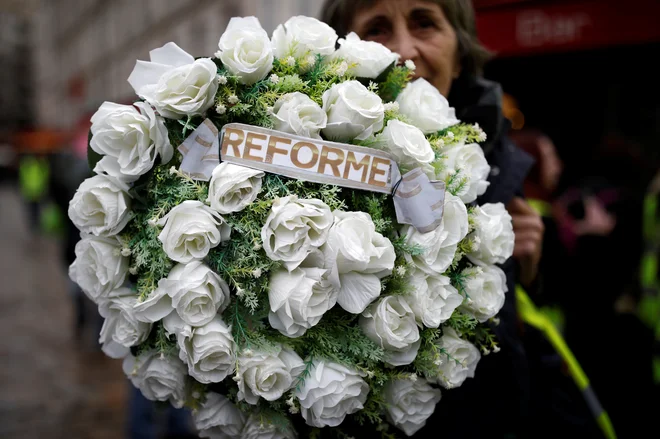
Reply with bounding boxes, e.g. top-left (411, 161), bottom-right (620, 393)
top-left (244, 132), bottom-right (267, 162)
top-left (291, 141), bottom-right (320, 169)
top-left (221, 127), bottom-right (244, 158)
top-left (368, 157), bottom-right (389, 187)
top-left (342, 151), bottom-right (372, 182)
top-left (317, 146), bottom-right (345, 178)
top-left (266, 136), bottom-right (292, 164)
